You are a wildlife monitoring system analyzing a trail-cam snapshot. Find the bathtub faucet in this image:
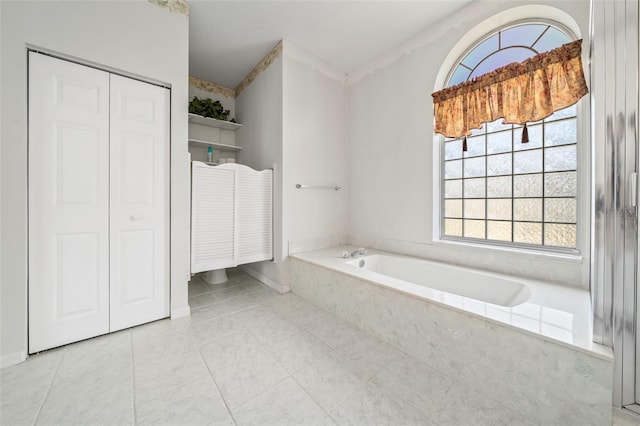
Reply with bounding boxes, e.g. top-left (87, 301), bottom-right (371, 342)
top-left (343, 248), bottom-right (368, 258)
